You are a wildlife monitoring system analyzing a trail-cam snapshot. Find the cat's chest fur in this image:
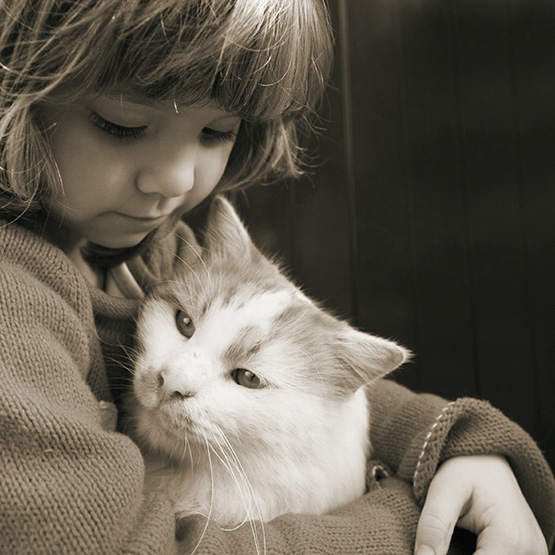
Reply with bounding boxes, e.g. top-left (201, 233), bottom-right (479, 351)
top-left (128, 196), bottom-right (408, 527)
